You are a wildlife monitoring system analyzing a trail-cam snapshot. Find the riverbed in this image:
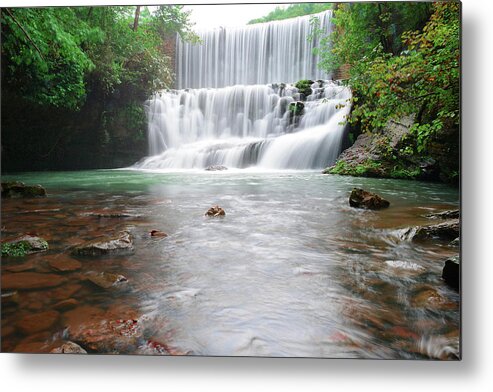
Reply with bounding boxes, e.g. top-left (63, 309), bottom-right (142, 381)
top-left (1, 170), bottom-right (460, 358)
